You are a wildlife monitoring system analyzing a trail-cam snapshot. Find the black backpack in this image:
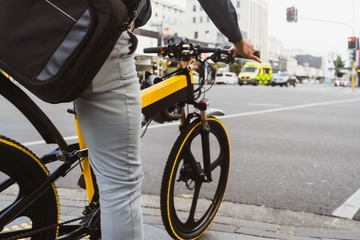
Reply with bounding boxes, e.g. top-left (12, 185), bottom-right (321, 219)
top-left (0, 0), bottom-right (145, 103)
